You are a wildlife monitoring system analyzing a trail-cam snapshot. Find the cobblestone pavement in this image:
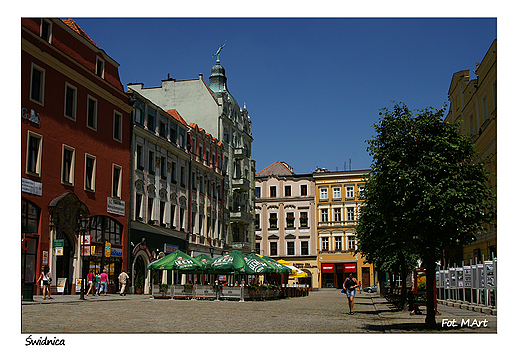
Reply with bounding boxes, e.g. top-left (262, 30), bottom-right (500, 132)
top-left (21, 290), bottom-right (496, 333)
